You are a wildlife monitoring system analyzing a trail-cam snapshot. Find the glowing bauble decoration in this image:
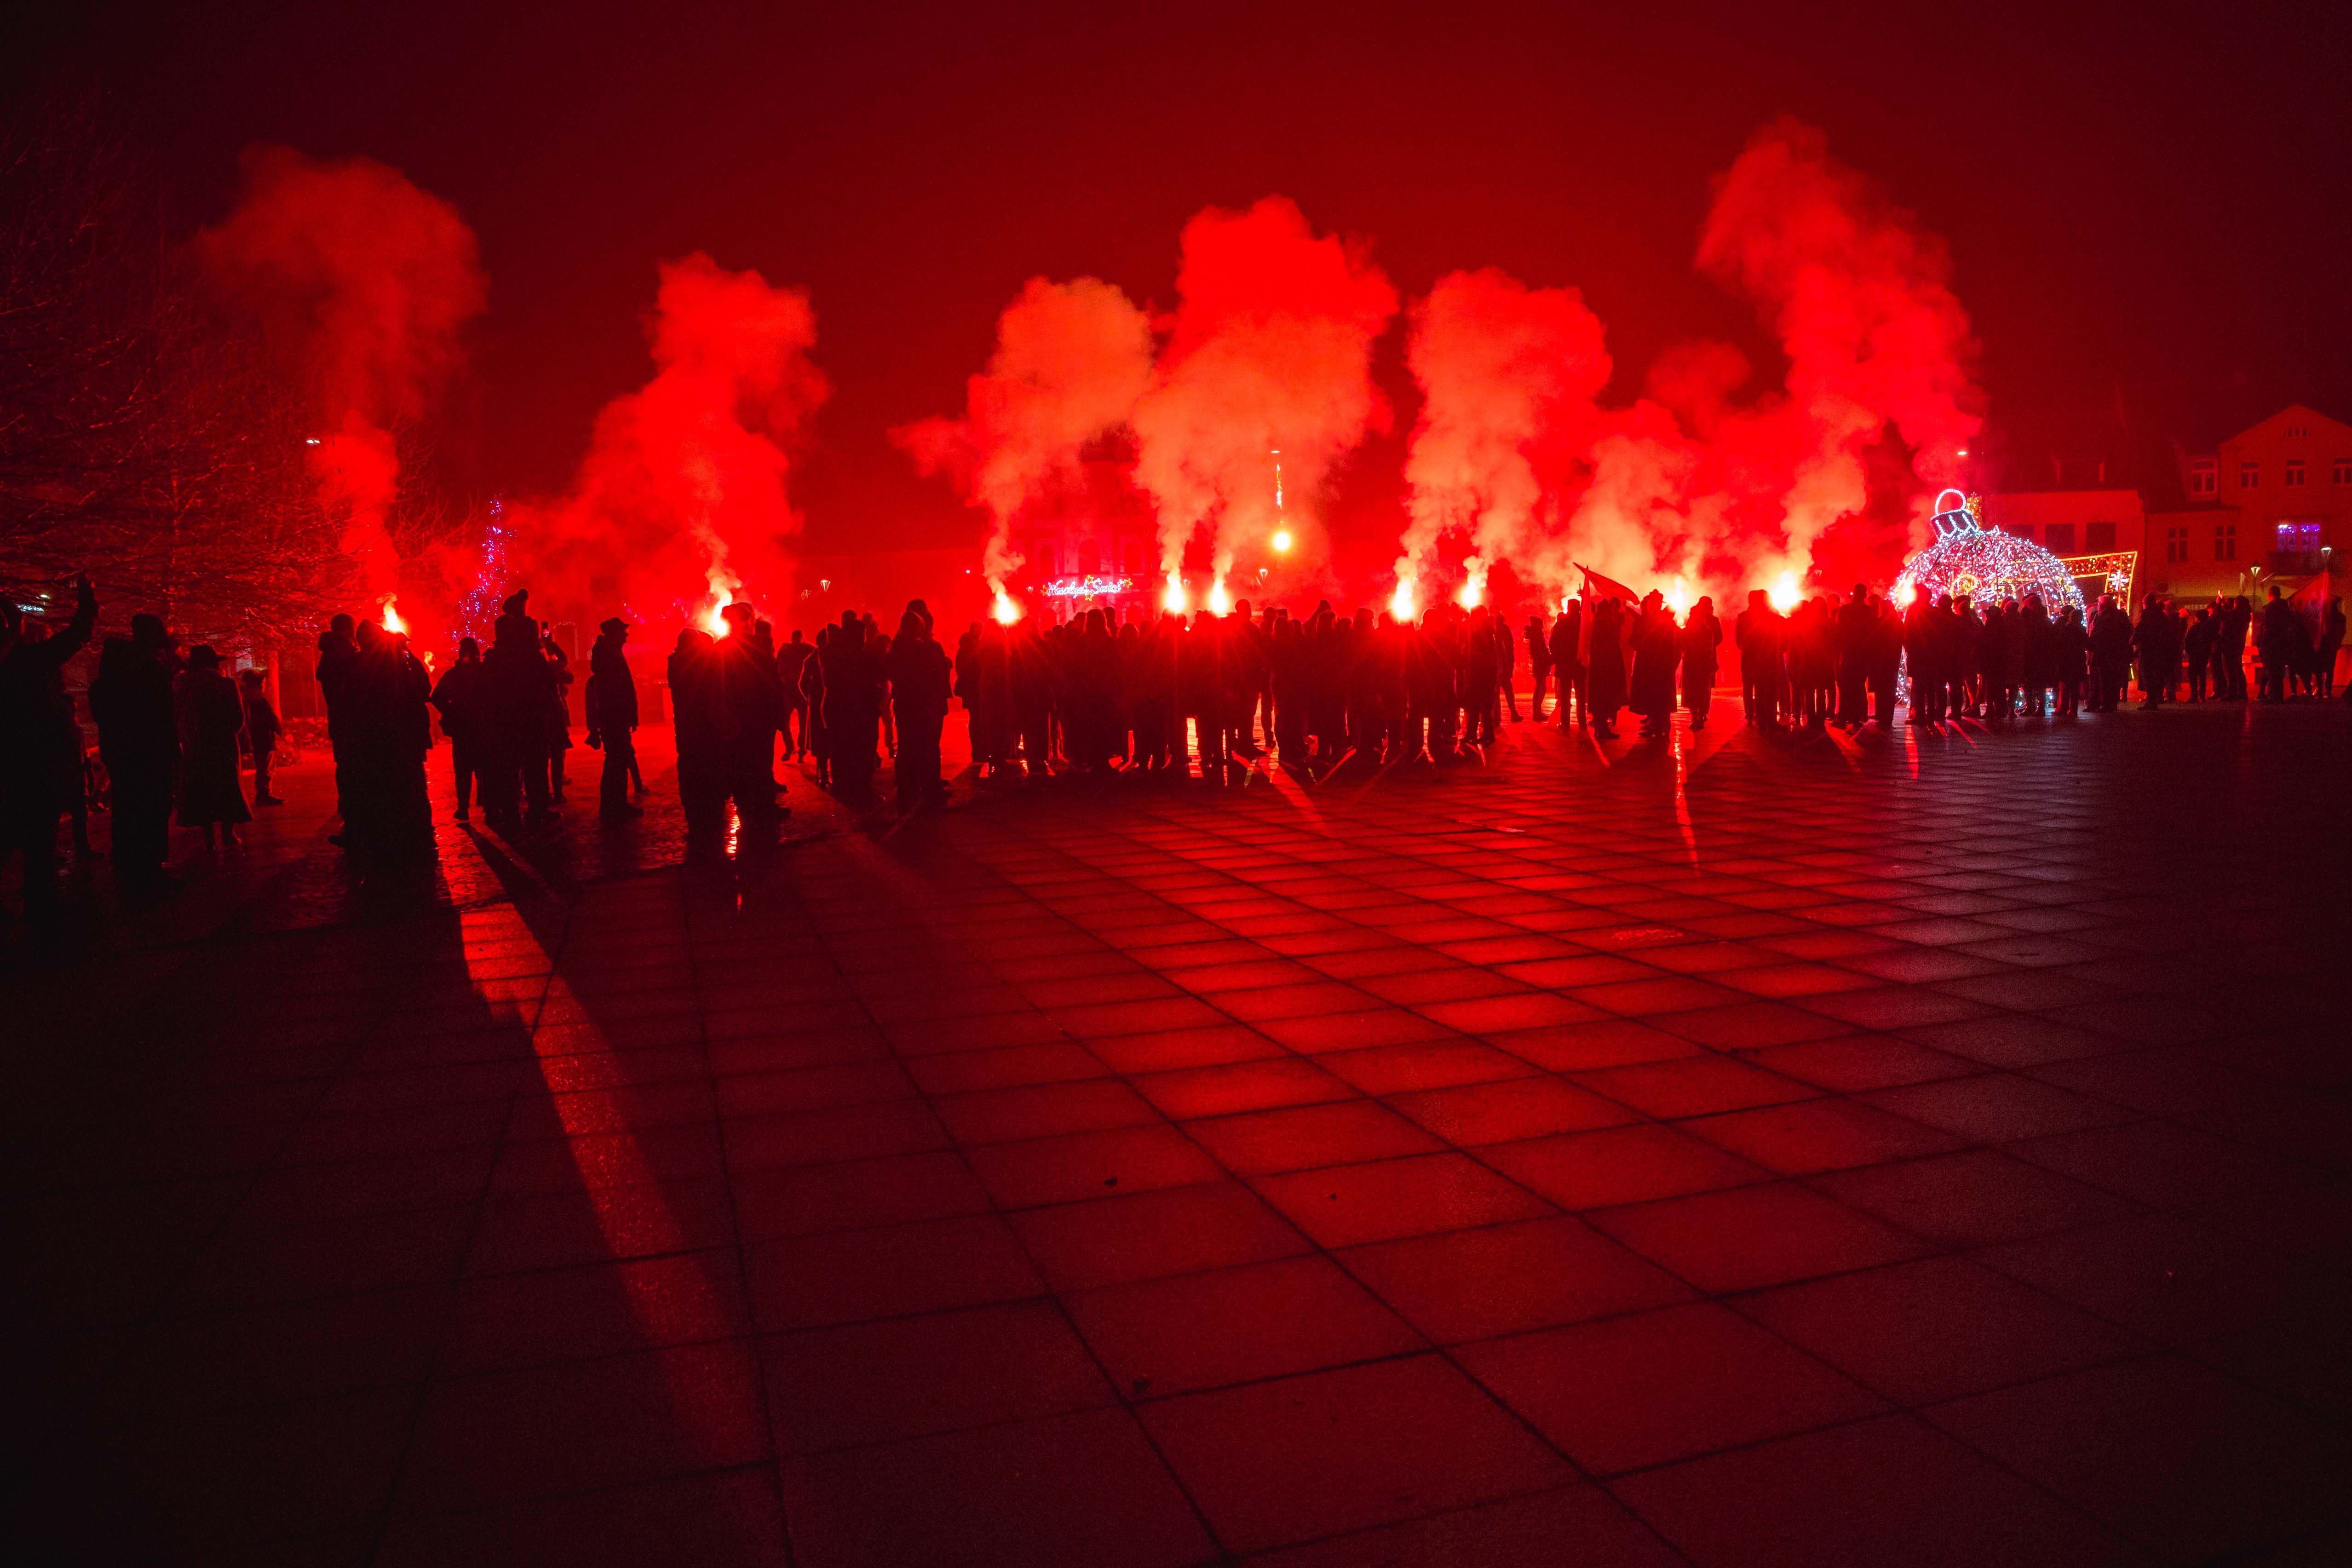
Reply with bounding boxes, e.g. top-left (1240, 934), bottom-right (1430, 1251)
top-left (1893, 490), bottom-right (2087, 619)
